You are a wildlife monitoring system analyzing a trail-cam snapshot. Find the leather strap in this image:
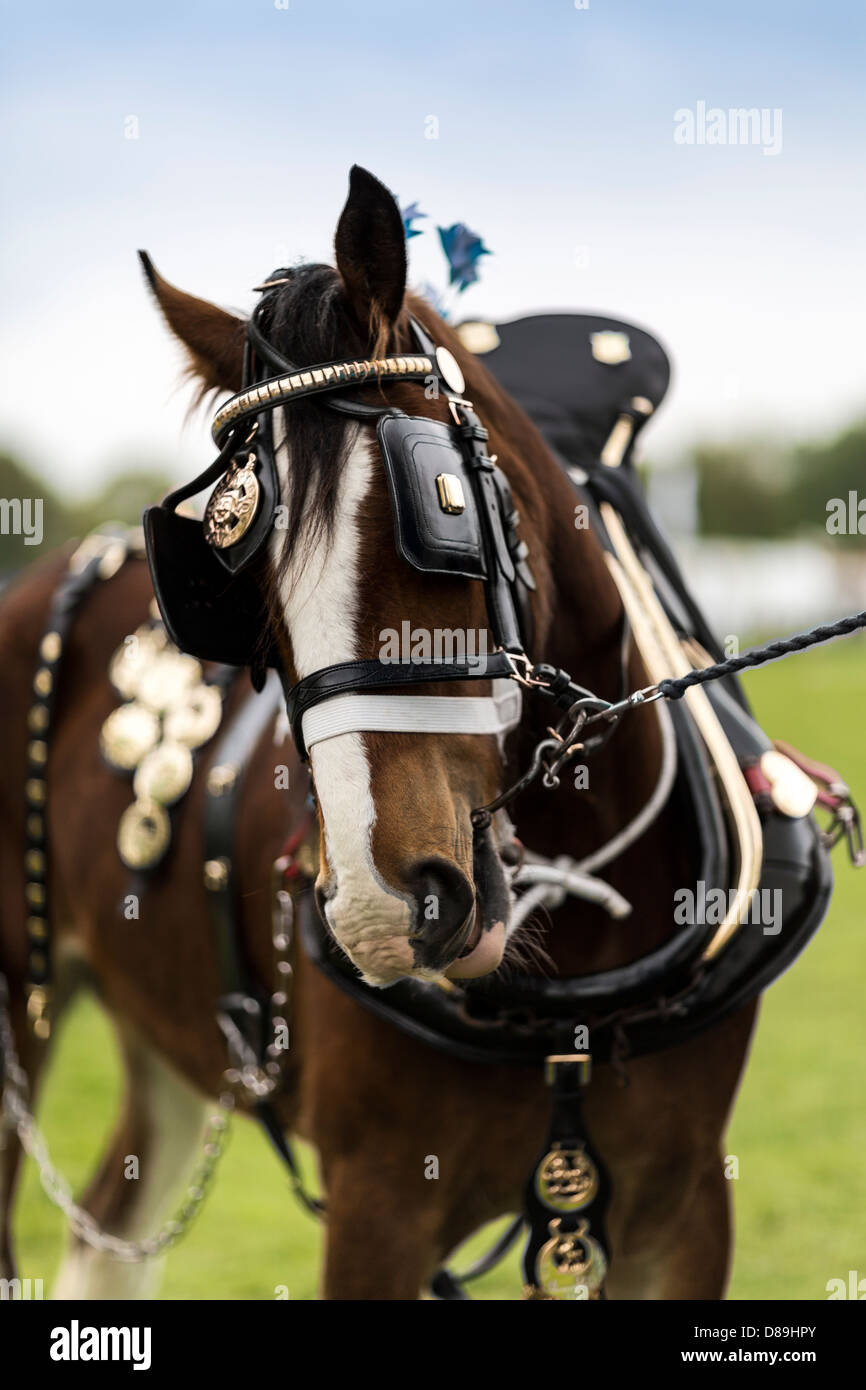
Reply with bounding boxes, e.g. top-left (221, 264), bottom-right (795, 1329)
top-left (284, 650), bottom-right (520, 758)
